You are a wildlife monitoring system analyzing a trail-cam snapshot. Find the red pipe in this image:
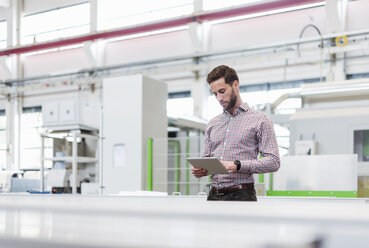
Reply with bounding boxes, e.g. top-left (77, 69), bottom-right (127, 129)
top-left (0, 0), bottom-right (322, 56)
